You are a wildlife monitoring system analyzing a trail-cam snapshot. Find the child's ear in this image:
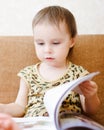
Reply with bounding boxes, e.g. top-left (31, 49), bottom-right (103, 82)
top-left (70, 36), bottom-right (76, 48)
